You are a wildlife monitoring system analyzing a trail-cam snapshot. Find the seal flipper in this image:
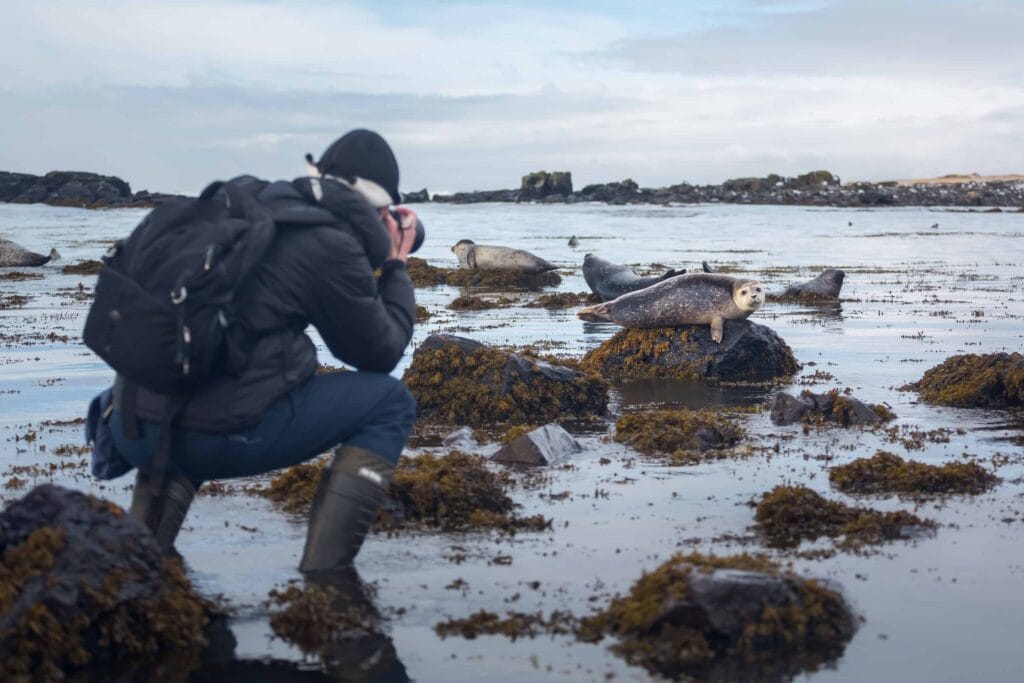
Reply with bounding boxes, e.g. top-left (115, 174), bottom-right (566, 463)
top-left (710, 316), bottom-right (724, 343)
top-left (659, 268), bottom-right (685, 281)
top-left (702, 261), bottom-right (714, 273)
top-left (48, 248), bottom-right (61, 263)
top-left (577, 302), bottom-right (613, 323)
